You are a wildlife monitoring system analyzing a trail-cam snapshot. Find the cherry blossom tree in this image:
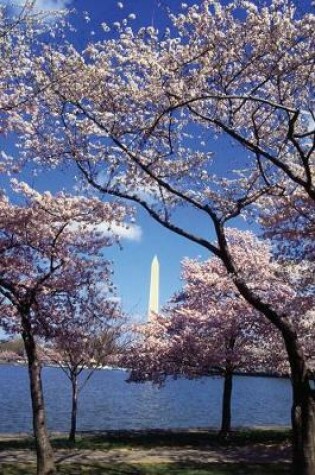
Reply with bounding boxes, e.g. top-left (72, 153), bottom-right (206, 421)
top-left (124, 231), bottom-right (294, 434)
top-left (125, 311), bottom-right (266, 435)
top-left (0, 181), bottom-right (128, 475)
top-left (43, 281), bottom-right (124, 443)
top-left (7, 0), bottom-right (314, 472)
